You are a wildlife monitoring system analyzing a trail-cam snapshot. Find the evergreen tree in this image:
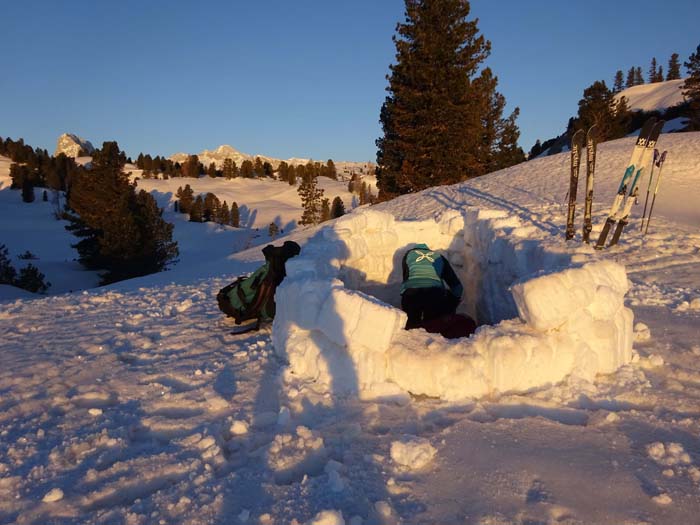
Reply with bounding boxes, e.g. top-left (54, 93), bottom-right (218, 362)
top-left (14, 263), bottom-right (50, 293)
top-left (190, 195), bottom-right (204, 222)
top-left (648, 57), bottom-right (659, 83)
top-left (9, 163), bottom-right (31, 190)
top-left (218, 201), bottom-right (230, 225)
top-left (330, 196), bottom-right (346, 218)
top-left (207, 162), bottom-right (218, 178)
top-left (577, 80), bottom-right (628, 140)
top-left (0, 244), bottom-right (17, 285)
top-left (64, 141), bottom-right (178, 284)
top-left (175, 184), bottom-right (195, 214)
top-left (203, 192), bottom-right (220, 222)
top-left (613, 70), bottom-right (624, 92)
top-left (288, 165), bottom-right (297, 185)
top-left (268, 222), bottom-right (280, 239)
top-left (320, 198), bottom-right (331, 222)
top-left (683, 44), bottom-right (700, 130)
top-left (21, 177), bottom-right (35, 203)
top-left (528, 140), bottom-right (543, 160)
top-left (298, 175), bottom-right (324, 225)
top-left (277, 161), bottom-right (289, 182)
top-left (376, 0), bottom-right (521, 199)
top-left (625, 67), bottom-right (635, 88)
top-left (263, 161), bottom-right (274, 177)
top-left (230, 202), bottom-right (240, 227)
top-left (325, 159), bottom-right (337, 180)
top-left (634, 67), bottom-right (644, 85)
top-left (254, 157), bottom-right (264, 177)
top-left (655, 66), bottom-right (664, 83)
top-left (182, 155), bottom-right (201, 178)
top-left (667, 53), bottom-right (681, 80)
top-left (240, 160), bottom-right (254, 178)
top-left (222, 158), bottom-right (238, 179)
